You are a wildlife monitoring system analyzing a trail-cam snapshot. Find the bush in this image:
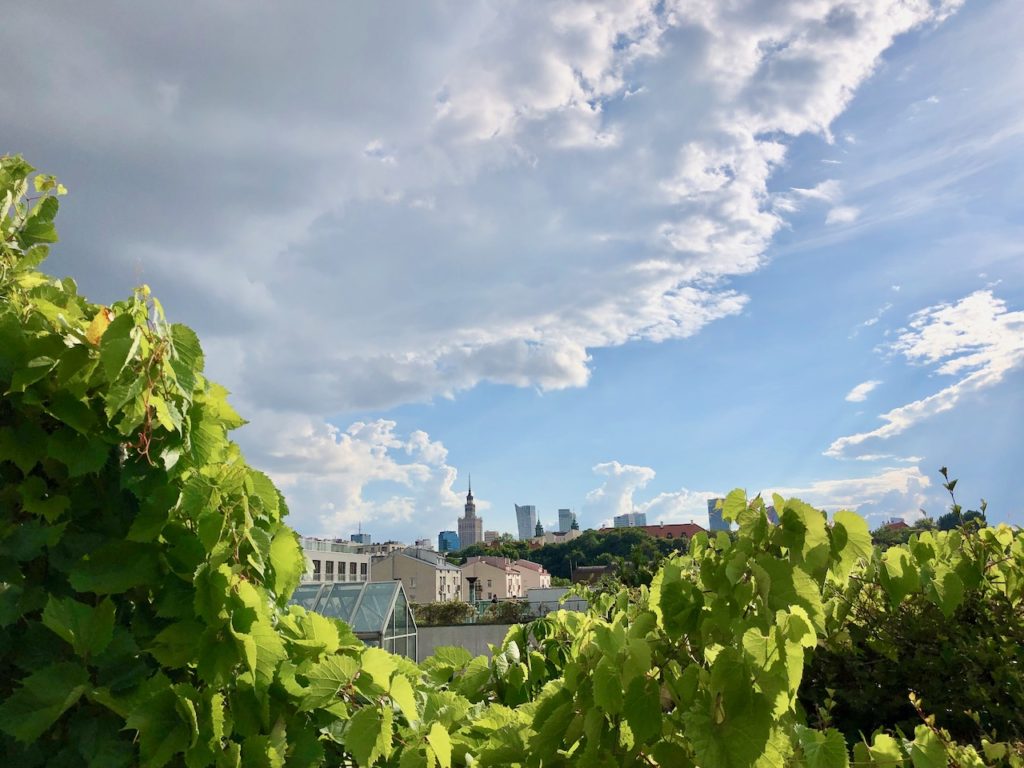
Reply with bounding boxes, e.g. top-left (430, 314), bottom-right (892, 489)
top-left (481, 600), bottom-right (533, 625)
top-left (412, 600), bottom-right (476, 626)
